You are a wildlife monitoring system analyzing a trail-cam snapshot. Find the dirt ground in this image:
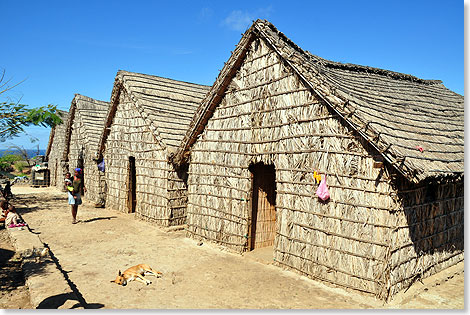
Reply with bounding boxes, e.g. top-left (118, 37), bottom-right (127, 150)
top-left (1, 185), bottom-right (465, 309)
top-left (0, 229), bottom-right (32, 309)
